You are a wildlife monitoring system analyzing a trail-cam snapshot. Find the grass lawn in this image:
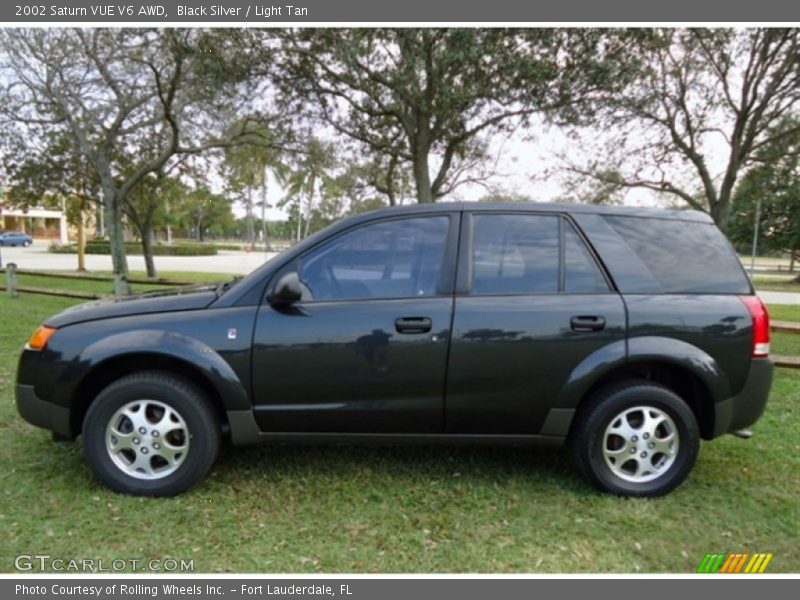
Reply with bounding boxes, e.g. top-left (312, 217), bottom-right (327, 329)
top-left (770, 304), bottom-right (800, 323)
top-left (0, 290), bottom-right (797, 573)
top-left (9, 271), bottom-right (234, 297)
top-left (752, 277), bottom-right (800, 293)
